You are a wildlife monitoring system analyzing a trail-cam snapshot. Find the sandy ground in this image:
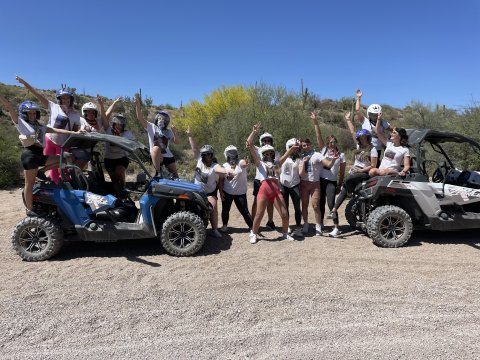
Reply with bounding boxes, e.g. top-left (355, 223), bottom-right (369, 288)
top-left (1, 185), bottom-right (480, 359)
